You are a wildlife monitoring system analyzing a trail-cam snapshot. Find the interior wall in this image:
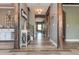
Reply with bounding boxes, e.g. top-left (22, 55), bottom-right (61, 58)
top-left (0, 9), bottom-right (15, 41)
top-left (50, 3), bottom-right (58, 47)
top-left (63, 6), bottom-right (79, 41)
top-left (0, 7), bottom-right (15, 49)
top-left (0, 9), bottom-right (14, 28)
